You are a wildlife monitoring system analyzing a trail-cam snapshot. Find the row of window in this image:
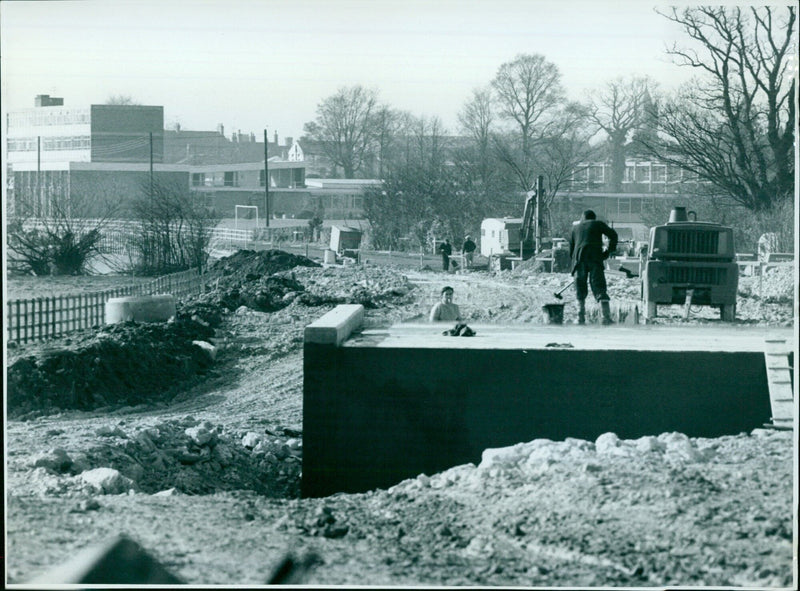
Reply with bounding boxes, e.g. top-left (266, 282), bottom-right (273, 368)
top-left (192, 171), bottom-right (240, 187)
top-left (7, 109), bottom-right (91, 128)
top-left (8, 136), bottom-right (91, 152)
top-left (192, 169), bottom-right (304, 188)
top-left (571, 163), bottom-right (703, 184)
